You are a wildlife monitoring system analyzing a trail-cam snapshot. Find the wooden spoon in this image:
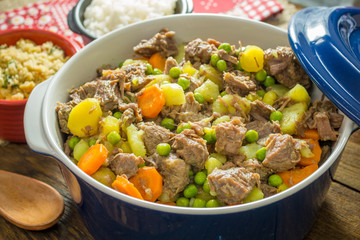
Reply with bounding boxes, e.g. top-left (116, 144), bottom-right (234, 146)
top-left (0, 170), bottom-right (64, 230)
